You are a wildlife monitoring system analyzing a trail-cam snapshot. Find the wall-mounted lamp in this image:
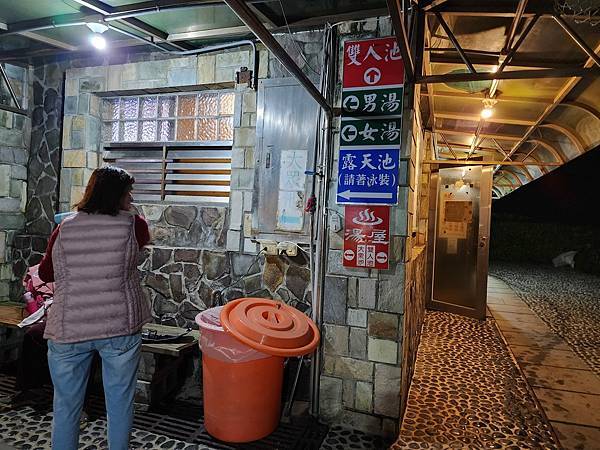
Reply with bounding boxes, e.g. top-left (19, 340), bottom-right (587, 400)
top-left (86, 23), bottom-right (109, 50)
